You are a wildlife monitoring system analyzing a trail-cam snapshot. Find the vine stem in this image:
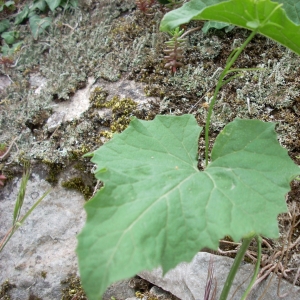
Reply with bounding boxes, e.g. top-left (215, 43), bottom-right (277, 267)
top-left (219, 234), bottom-right (256, 300)
top-left (204, 30), bottom-right (257, 167)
